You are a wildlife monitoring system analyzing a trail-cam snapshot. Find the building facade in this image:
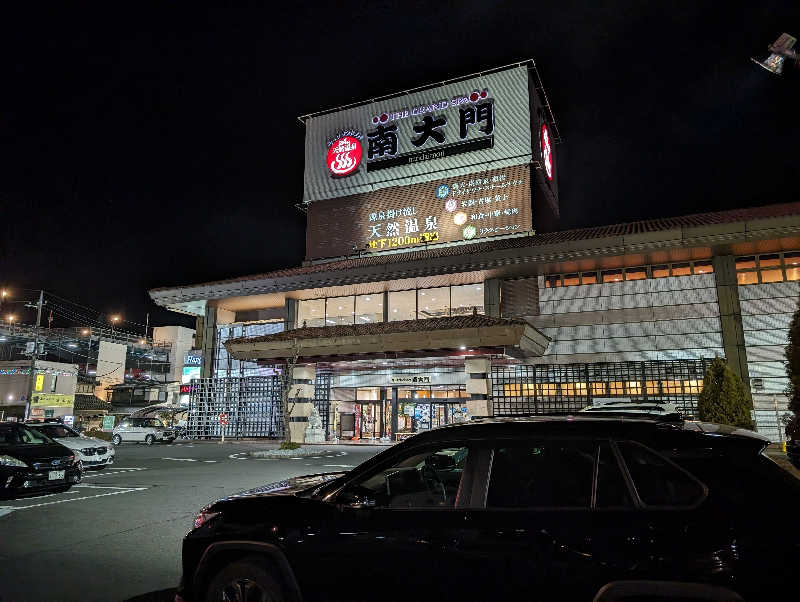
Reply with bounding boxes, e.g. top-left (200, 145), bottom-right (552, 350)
top-left (149, 62), bottom-right (799, 442)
